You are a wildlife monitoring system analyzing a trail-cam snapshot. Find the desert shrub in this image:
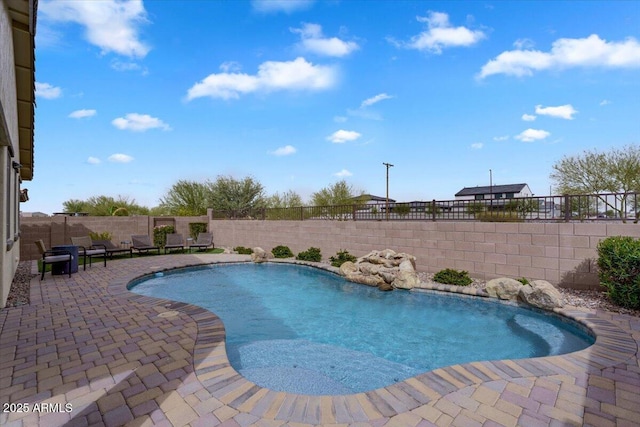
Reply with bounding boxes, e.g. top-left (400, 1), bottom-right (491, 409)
top-left (188, 222), bottom-right (207, 239)
top-left (153, 225), bottom-right (175, 248)
top-left (517, 277), bottom-right (530, 285)
top-left (597, 236), bottom-right (640, 309)
top-left (234, 246), bottom-right (254, 255)
top-left (329, 249), bottom-right (357, 267)
top-left (272, 245), bottom-right (294, 258)
top-left (394, 203), bottom-right (411, 217)
top-left (89, 231), bottom-right (112, 241)
top-left (433, 268), bottom-right (472, 286)
top-left (296, 247), bottom-right (322, 262)
top-left (476, 211), bottom-right (524, 222)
